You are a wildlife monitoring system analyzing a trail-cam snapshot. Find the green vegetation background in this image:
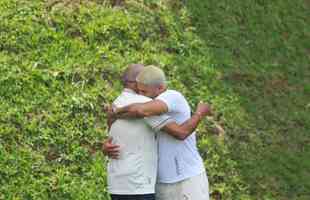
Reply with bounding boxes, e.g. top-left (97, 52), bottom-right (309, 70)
top-left (0, 0), bottom-right (309, 199)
